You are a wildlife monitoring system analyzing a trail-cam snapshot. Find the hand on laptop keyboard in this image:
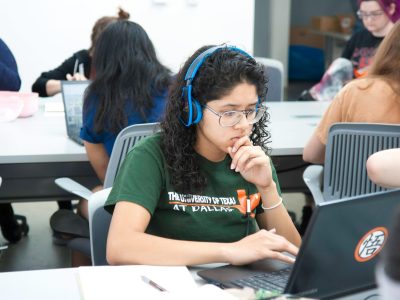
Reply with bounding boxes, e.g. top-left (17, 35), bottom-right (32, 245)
top-left (224, 229), bottom-right (299, 265)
